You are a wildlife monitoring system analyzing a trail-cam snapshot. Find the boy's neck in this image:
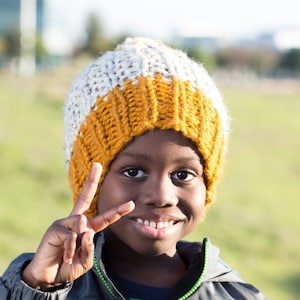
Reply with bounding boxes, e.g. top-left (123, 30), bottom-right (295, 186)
top-left (102, 230), bottom-right (187, 288)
